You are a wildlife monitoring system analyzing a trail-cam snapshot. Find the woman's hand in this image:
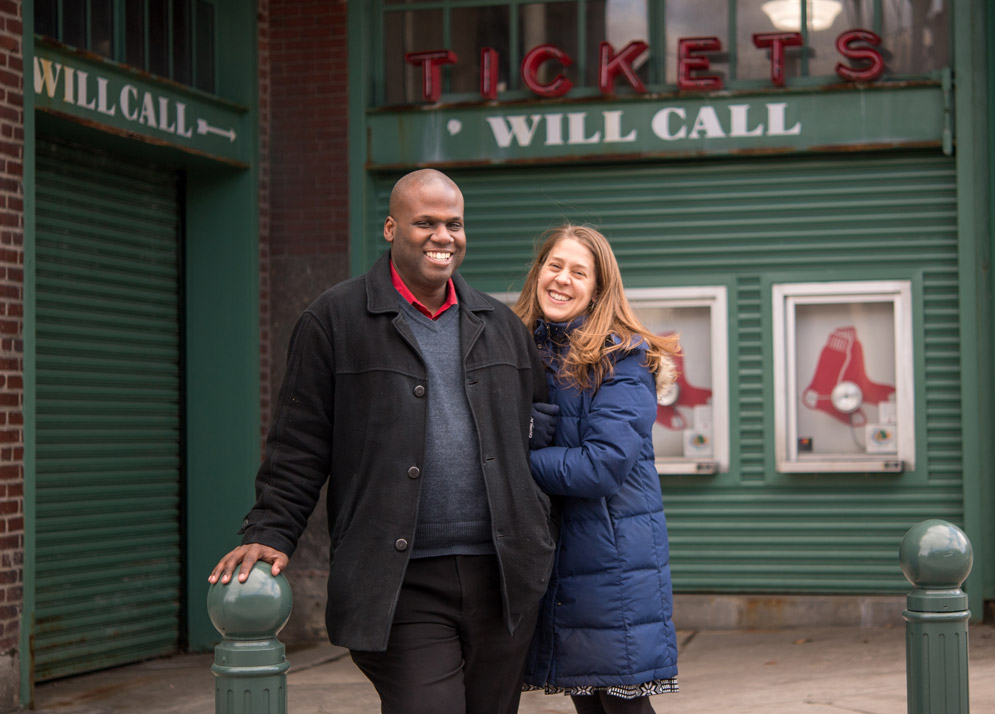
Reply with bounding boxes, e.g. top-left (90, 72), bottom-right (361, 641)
top-left (529, 402), bottom-right (560, 449)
